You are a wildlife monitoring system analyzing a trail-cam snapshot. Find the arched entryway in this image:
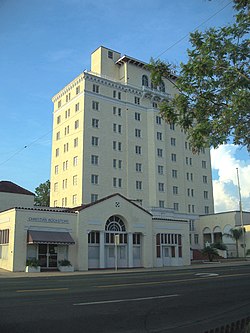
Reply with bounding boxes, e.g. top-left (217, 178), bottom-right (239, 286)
top-left (105, 215), bottom-right (128, 268)
top-left (87, 215), bottom-right (142, 269)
